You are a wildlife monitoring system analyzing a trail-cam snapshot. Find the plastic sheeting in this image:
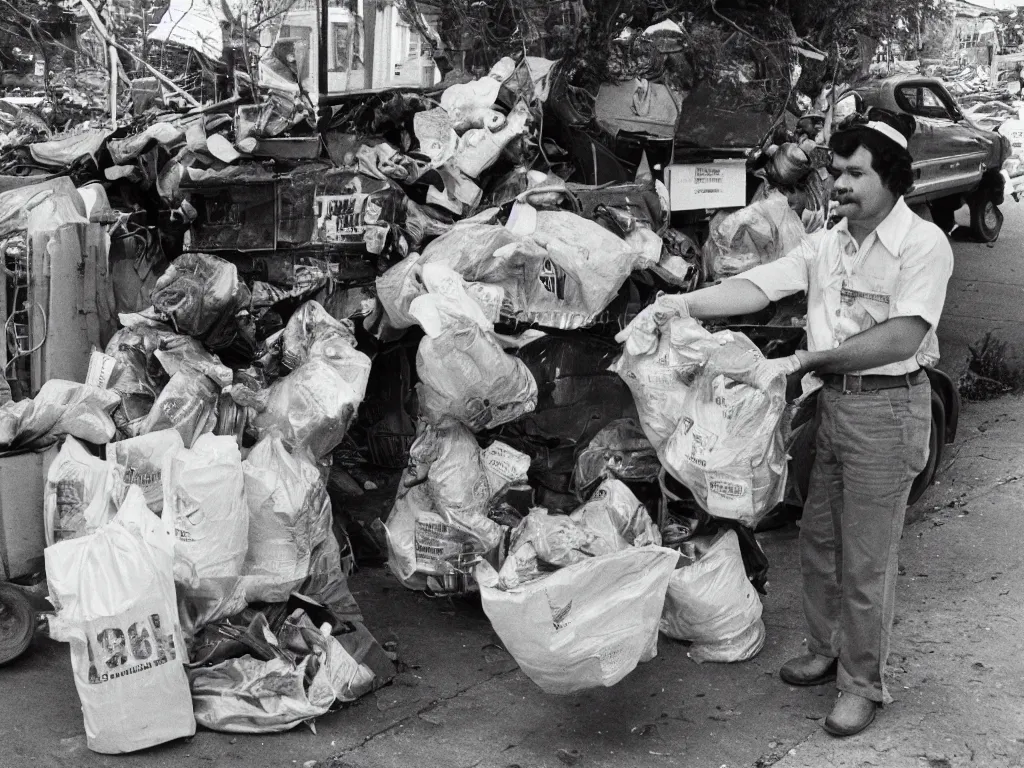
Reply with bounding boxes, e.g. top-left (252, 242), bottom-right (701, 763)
top-left (45, 486), bottom-right (195, 753)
